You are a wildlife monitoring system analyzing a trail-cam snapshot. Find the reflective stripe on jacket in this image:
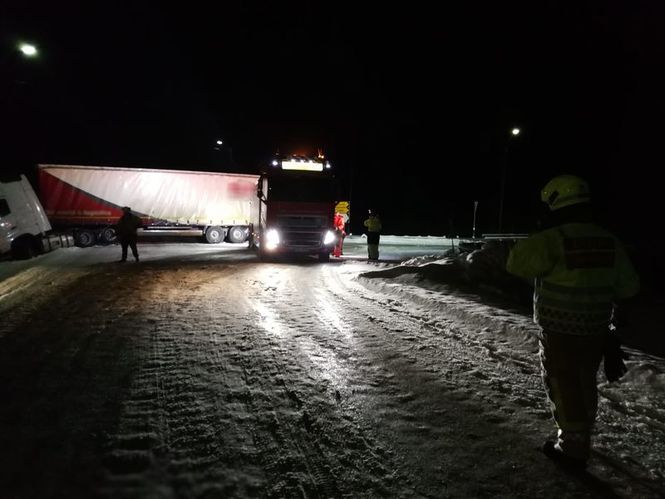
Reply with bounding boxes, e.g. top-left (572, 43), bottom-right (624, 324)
top-left (506, 223), bottom-right (639, 335)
